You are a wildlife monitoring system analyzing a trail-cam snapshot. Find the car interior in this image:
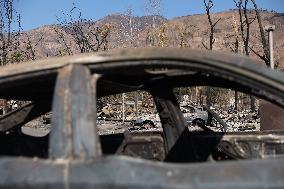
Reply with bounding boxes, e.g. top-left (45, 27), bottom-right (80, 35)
top-left (0, 49), bottom-right (283, 188)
